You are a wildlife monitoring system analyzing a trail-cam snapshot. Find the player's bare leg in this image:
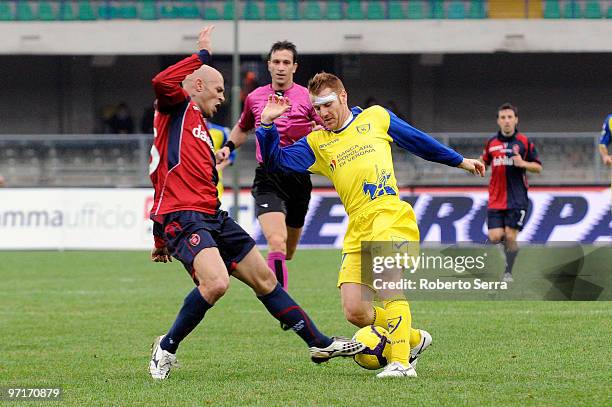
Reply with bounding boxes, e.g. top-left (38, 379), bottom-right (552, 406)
top-left (232, 247), bottom-right (364, 362)
top-left (150, 248), bottom-right (229, 380)
top-left (286, 226), bottom-right (303, 261)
